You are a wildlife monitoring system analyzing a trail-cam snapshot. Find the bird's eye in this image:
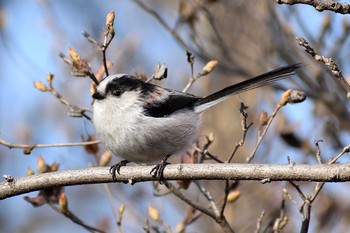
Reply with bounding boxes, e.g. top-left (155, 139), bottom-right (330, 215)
top-left (112, 90), bottom-right (121, 97)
